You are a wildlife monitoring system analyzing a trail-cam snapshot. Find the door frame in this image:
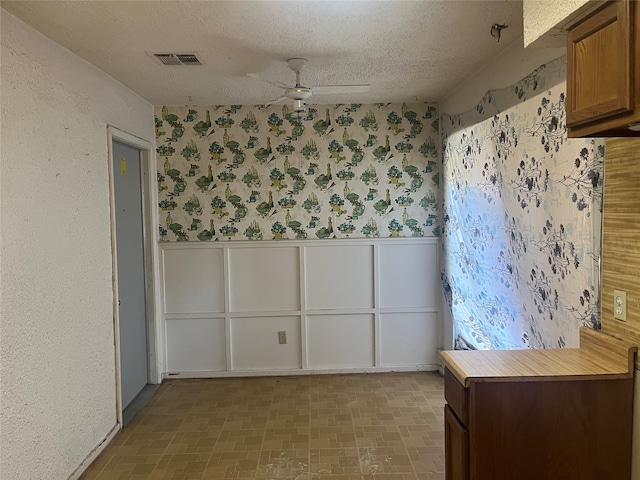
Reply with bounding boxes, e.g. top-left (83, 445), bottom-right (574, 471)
top-left (107, 126), bottom-right (161, 426)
